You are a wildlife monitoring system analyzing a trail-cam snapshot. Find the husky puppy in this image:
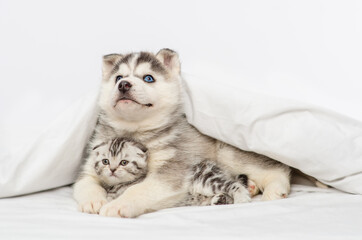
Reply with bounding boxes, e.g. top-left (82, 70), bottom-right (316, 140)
top-left (73, 49), bottom-right (290, 218)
